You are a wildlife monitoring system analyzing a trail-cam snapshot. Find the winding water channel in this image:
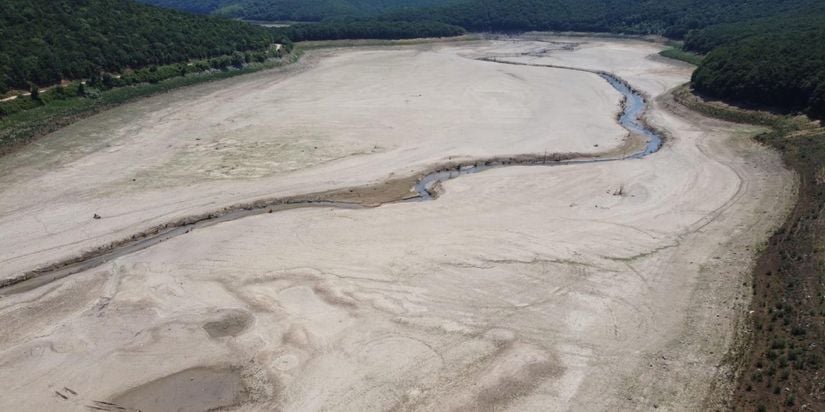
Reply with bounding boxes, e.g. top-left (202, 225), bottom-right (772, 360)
top-left (415, 70), bottom-right (661, 199)
top-left (0, 64), bottom-right (663, 296)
